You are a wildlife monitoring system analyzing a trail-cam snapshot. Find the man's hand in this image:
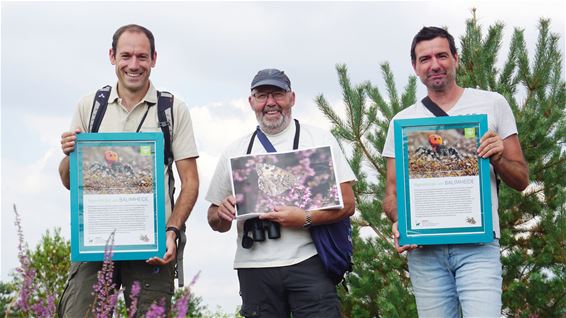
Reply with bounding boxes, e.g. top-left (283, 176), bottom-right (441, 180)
top-left (478, 130), bottom-right (504, 163)
top-left (478, 132), bottom-right (529, 191)
top-left (208, 196), bottom-right (236, 232)
top-left (146, 230), bottom-right (177, 265)
top-left (259, 206), bottom-right (306, 228)
top-left (392, 222), bottom-right (418, 253)
top-left (60, 128), bottom-right (82, 155)
top-left (218, 196), bottom-right (237, 222)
